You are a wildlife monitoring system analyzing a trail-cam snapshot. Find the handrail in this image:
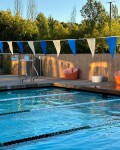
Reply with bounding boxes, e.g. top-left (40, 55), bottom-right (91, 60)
top-left (21, 66), bottom-right (28, 82)
top-left (32, 64), bottom-right (39, 82)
